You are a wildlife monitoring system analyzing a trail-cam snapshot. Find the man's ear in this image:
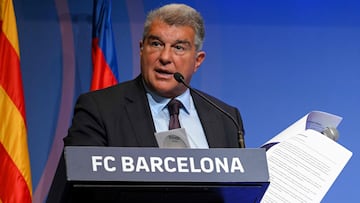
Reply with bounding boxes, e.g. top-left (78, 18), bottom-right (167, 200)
top-left (194, 51), bottom-right (206, 72)
top-left (139, 41), bottom-right (144, 56)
